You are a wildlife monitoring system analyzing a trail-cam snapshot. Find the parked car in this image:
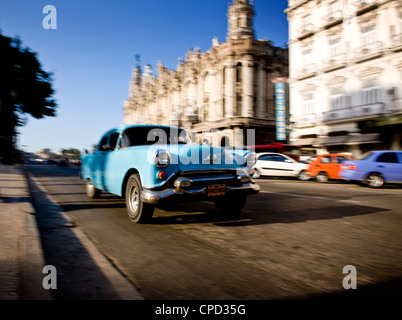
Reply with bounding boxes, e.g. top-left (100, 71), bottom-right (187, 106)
top-left (80, 125), bottom-right (260, 223)
top-left (308, 153), bottom-right (354, 183)
top-left (340, 150), bottom-right (402, 188)
top-left (252, 152), bottom-right (310, 180)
